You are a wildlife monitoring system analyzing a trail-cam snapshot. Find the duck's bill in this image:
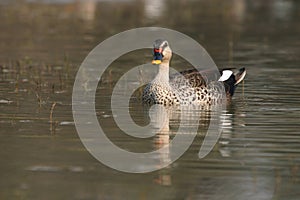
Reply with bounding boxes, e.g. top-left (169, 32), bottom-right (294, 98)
top-left (152, 60), bottom-right (162, 65)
